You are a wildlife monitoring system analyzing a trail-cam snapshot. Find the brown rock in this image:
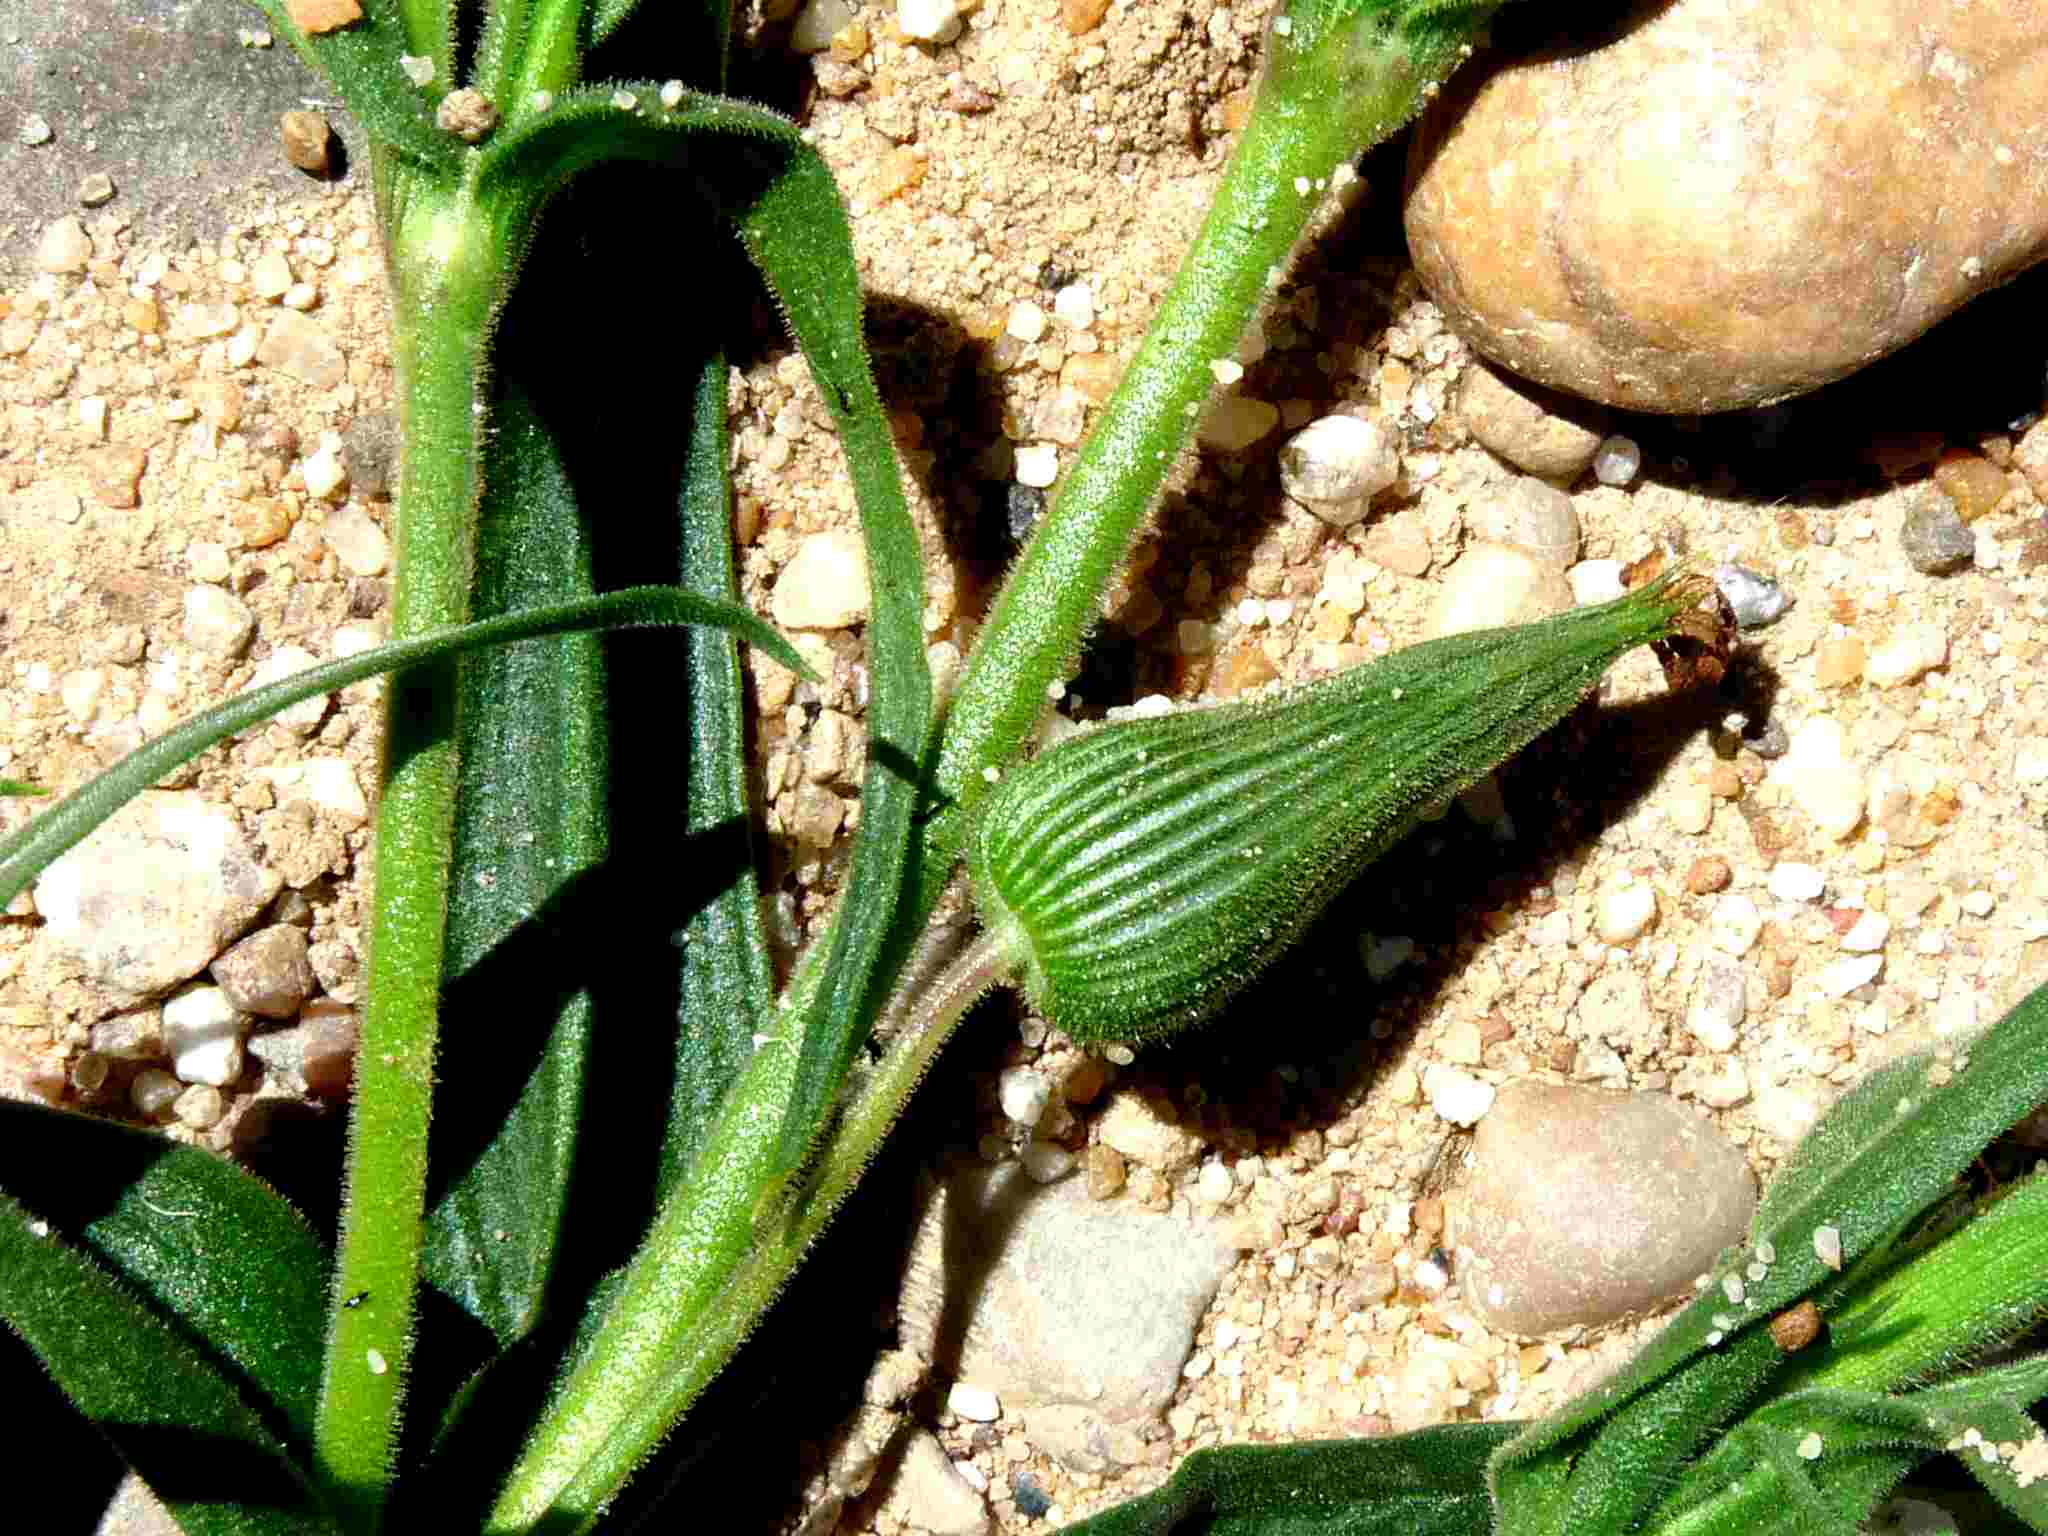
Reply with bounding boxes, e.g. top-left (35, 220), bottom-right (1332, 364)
top-left (1685, 856), bottom-right (1733, 895)
top-left (1405, 1), bottom-right (2048, 412)
top-left (1931, 448), bottom-right (2013, 522)
top-left (1455, 361), bottom-right (1605, 480)
top-left (210, 924), bottom-right (317, 1019)
top-left (84, 445), bottom-right (147, 508)
top-left (279, 110), bottom-right (337, 176)
top-left (1060, 0), bottom-right (1111, 35)
top-left (286, 0), bottom-right (362, 34)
